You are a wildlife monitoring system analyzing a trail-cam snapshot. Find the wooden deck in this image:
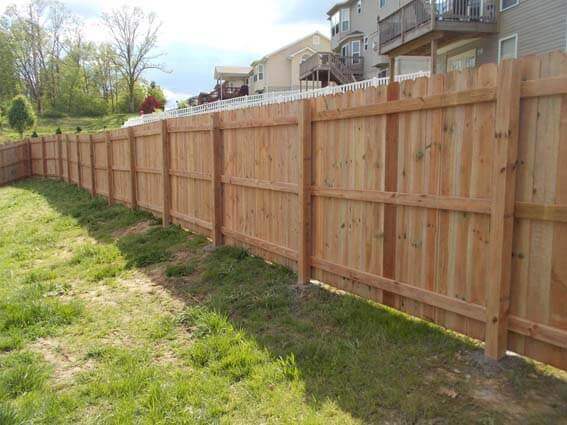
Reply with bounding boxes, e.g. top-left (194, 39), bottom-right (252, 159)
top-left (379, 0), bottom-right (498, 56)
